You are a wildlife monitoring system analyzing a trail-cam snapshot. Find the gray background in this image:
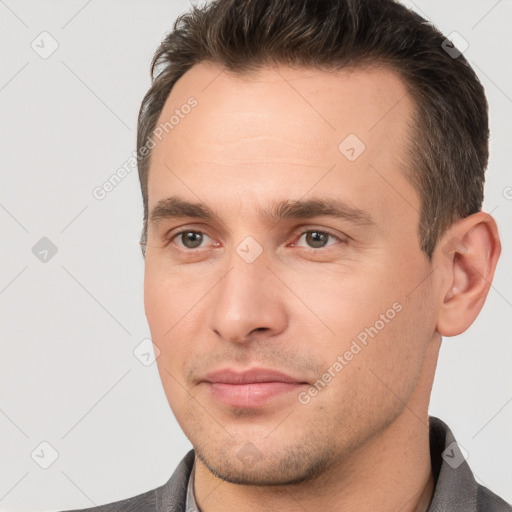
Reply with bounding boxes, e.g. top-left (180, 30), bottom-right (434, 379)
top-left (0, 0), bottom-right (510, 510)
